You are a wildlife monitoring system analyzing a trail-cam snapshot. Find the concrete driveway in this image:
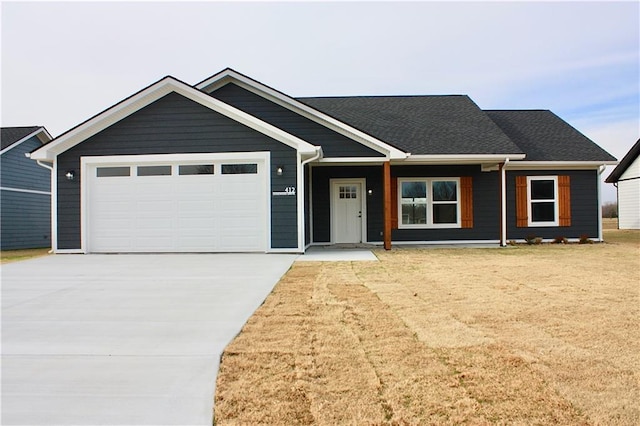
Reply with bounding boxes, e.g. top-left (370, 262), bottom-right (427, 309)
top-left (1, 253), bottom-right (297, 425)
